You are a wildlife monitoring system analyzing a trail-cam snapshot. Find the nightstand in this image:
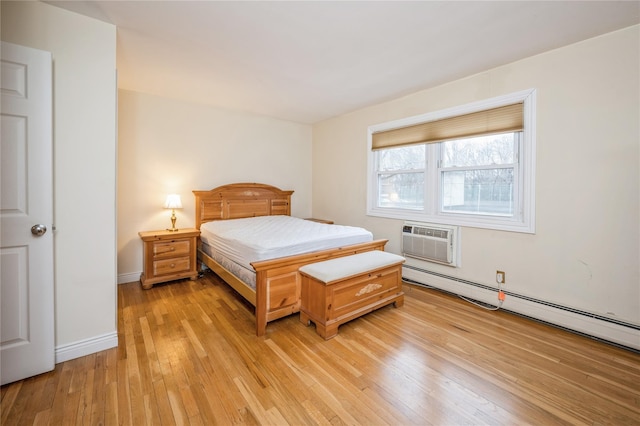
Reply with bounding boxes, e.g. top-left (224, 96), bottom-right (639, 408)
top-left (139, 228), bottom-right (200, 289)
